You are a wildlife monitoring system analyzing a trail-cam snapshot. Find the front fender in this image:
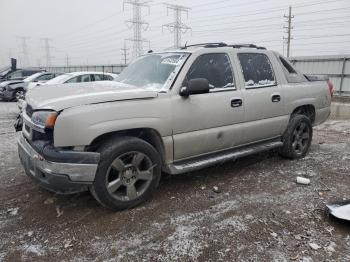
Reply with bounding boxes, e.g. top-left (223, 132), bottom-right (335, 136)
top-left (53, 99), bottom-right (171, 147)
